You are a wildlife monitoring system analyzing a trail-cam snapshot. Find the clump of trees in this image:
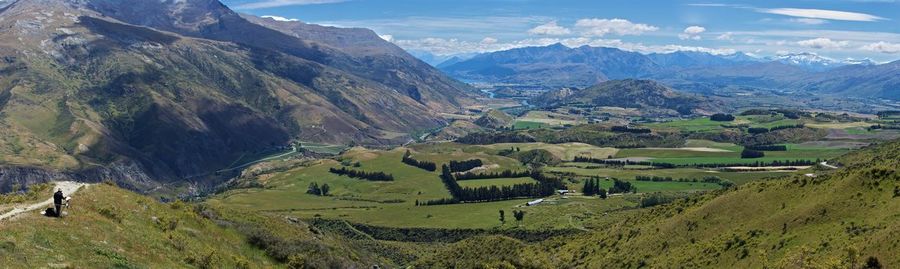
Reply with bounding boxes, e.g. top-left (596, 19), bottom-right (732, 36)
top-left (741, 149), bottom-right (765, 159)
top-left (581, 178), bottom-right (607, 198)
top-left (608, 179), bottom-right (636, 194)
top-left (307, 182), bottom-right (330, 196)
top-left (328, 167), bottom-right (394, 181)
top-left (710, 113), bottom-right (735, 122)
top-left (401, 150), bottom-right (436, 171)
top-left (449, 159), bottom-right (483, 173)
